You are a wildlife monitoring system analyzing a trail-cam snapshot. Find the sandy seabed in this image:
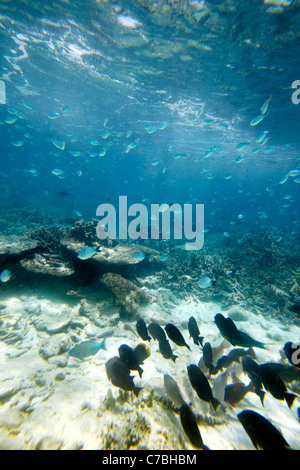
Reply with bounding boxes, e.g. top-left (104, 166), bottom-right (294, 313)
top-left (0, 283), bottom-right (299, 451)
